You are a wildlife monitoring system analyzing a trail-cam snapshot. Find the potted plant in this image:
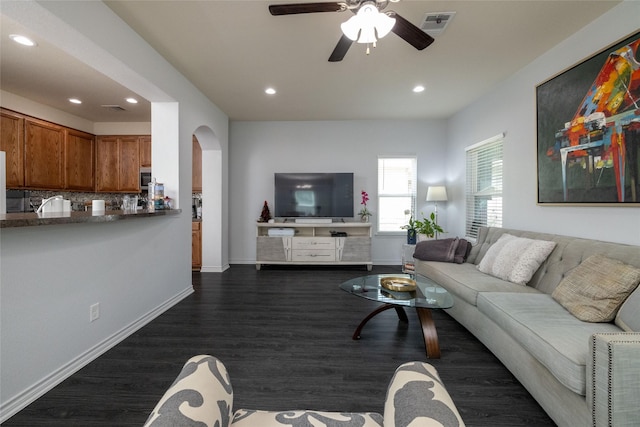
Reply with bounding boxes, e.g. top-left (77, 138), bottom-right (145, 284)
top-left (414, 212), bottom-right (444, 241)
top-left (358, 190), bottom-right (372, 222)
top-left (401, 215), bottom-right (418, 244)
